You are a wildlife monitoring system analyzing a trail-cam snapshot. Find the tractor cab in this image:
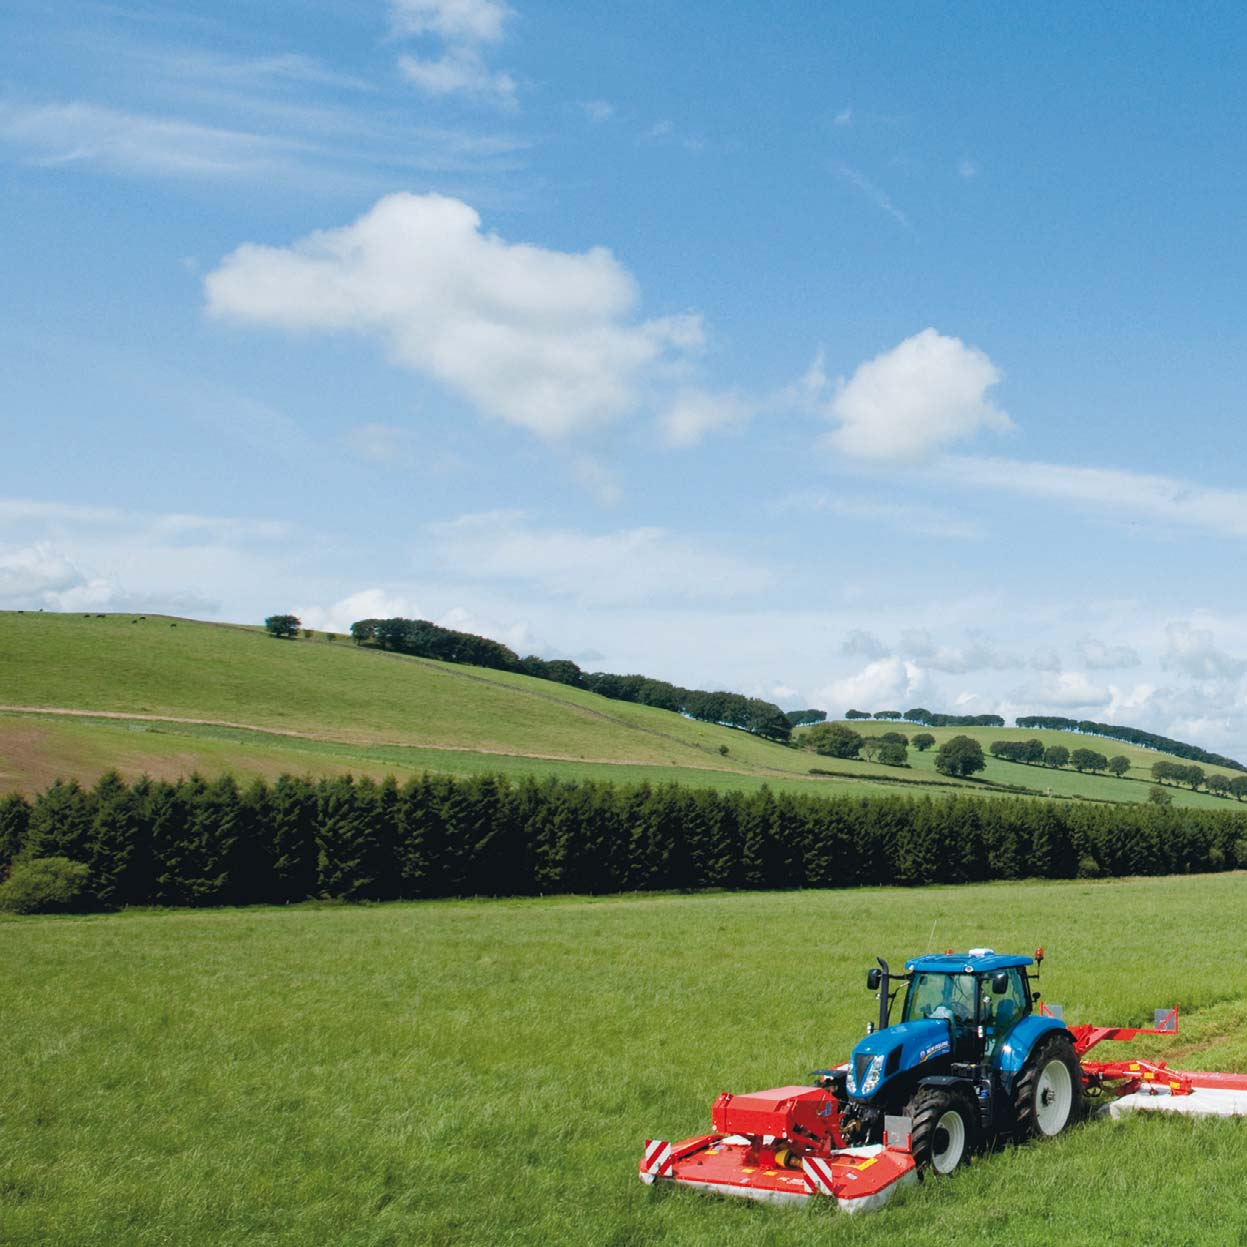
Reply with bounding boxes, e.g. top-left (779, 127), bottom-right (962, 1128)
top-left (901, 952), bottom-right (1033, 1060)
top-left (846, 949), bottom-right (1040, 1108)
